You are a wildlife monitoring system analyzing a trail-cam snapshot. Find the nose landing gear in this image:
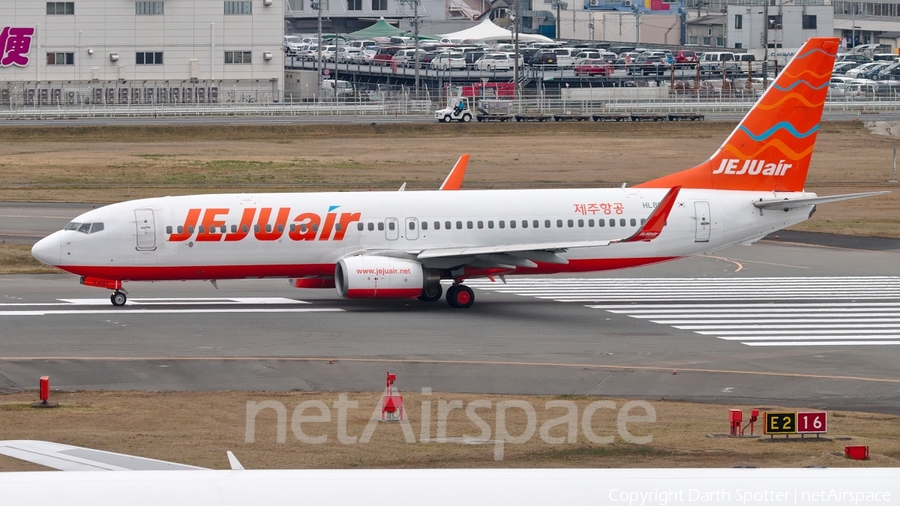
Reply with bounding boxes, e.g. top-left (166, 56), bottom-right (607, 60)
top-left (110, 291), bottom-right (128, 306)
